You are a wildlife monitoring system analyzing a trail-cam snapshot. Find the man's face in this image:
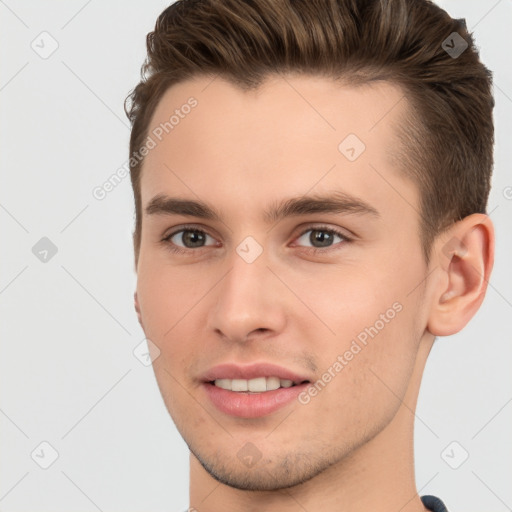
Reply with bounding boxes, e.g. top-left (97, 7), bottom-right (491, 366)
top-left (135, 74), bottom-right (431, 490)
